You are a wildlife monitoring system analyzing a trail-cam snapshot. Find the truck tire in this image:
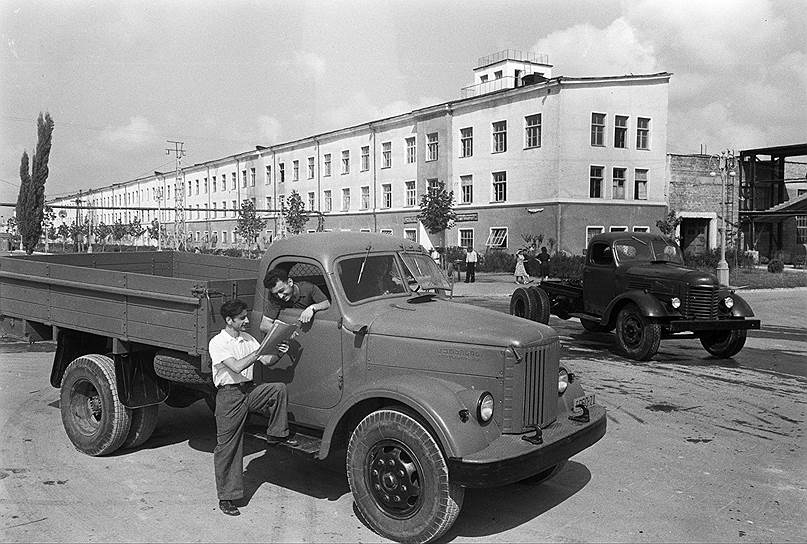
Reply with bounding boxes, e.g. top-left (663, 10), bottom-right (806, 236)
top-left (346, 409), bottom-right (464, 544)
top-left (121, 405), bottom-right (159, 449)
top-left (519, 460), bottom-right (568, 486)
top-left (154, 351), bottom-right (212, 386)
top-left (60, 354), bottom-right (132, 456)
top-left (615, 303), bottom-right (661, 361)
top-left (580, 318), bottom-right (611, 333)
top-left (699, 329), bottom-right (747, 358)
top-left (510, 286), bottom-right (539, 321)
top-left (532, 287), bottom-right (551, 324)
